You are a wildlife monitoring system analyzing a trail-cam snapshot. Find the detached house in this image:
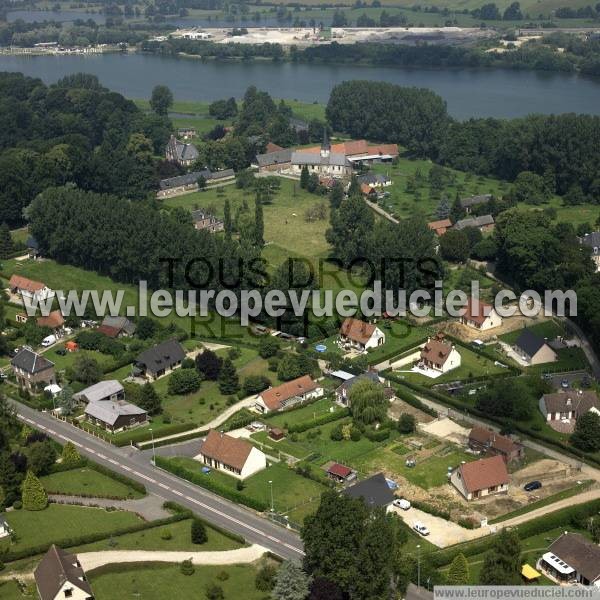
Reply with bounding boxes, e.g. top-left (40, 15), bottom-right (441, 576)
top-left (35, 545), bottom-right (94, 600)
top-left (539, 390), bottom-right (600, 423)
top-left (191, 209), bottom-right (224, 233)
top-left (419, 334), bottom-right (461, 373)
top-left (165, 135), bottom-right (199, 167)
top-left (335, 371), bottom-right (393, 407)
top-left (459, 298), bottom-right (502, 331)
top-left (134, 339), bottom-right (186, 381)
top-left (11, 348), bottom-right (56, 392)
top-left (428, 219), bottom-right (453, 236)
top-left (468, 426), bottom-right (524, 463)
top-left (581, 231), bottom-right (600, 272)
top-left (454, 214), bottom-right (495, 233)
top-left (9, 274), bottom-right (54, 304)
top-left (460, 194), bottom-right (492, 214)
top-left (343, 472), bottom-right (395, 510)
top-left (197, 430), bottom-right (266, 479)
top-left (73, 380), bottom-right (125, 404)
top-left (339, 318), bottom-right (385, 351)
top-left (37, 310), bottom-right (65, 333)
top-left (84, 399), bottom-right (147, 433)
top-left (513, 329), bottom-right (558, 365)
top-left (450, 455), bottom-right (509, 501)
top-left (538, 532), bottom-right (600, 586)
top-left (255, 375), bottom-right (323, 413)
top-left (97, 316), bottom-right (136, 338)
